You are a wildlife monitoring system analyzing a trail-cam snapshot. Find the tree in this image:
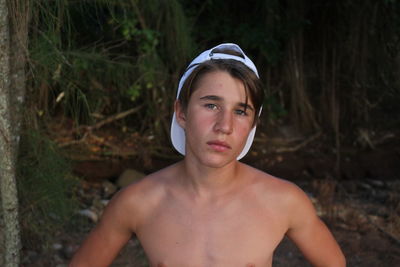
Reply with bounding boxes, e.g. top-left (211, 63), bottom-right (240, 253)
top-left (0, 0), bottom-right (29, 265)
